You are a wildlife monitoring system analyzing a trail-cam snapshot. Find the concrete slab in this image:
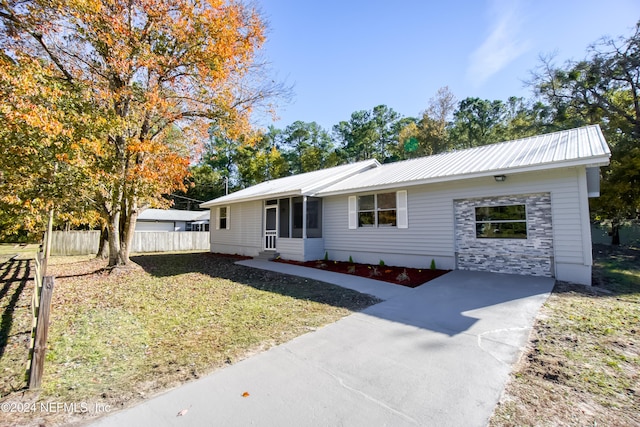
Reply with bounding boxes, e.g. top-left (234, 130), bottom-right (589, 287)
top-left (91, 269), bottom-right (554, 427)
